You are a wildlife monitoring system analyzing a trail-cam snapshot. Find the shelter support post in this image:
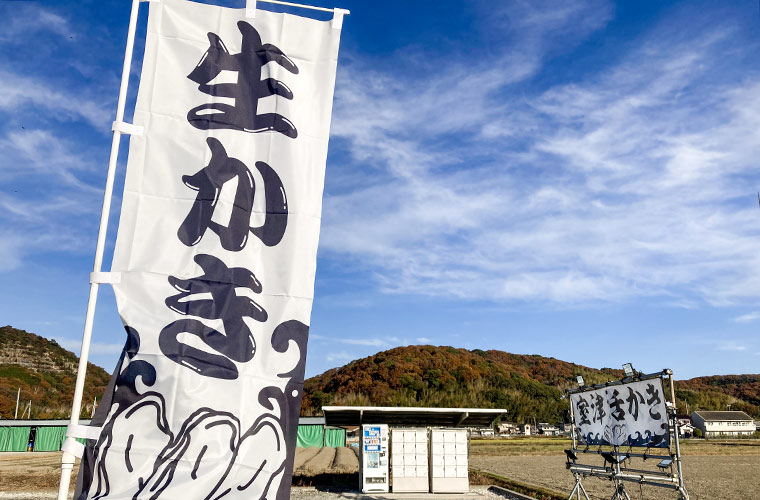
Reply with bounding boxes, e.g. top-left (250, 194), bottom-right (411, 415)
top-left (56, 0), bottom-right (143, 499)
top-left (668, 371), bottom-right (690, 500)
